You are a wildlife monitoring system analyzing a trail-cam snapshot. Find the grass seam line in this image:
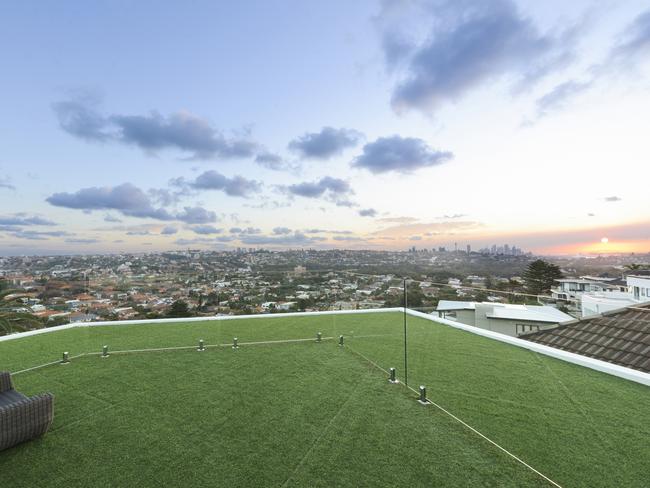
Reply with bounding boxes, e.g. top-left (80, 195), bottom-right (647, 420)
top-left (345, 344), bottom-right (564, 488)
top-left (280, 376), bottom-right (362, 488)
